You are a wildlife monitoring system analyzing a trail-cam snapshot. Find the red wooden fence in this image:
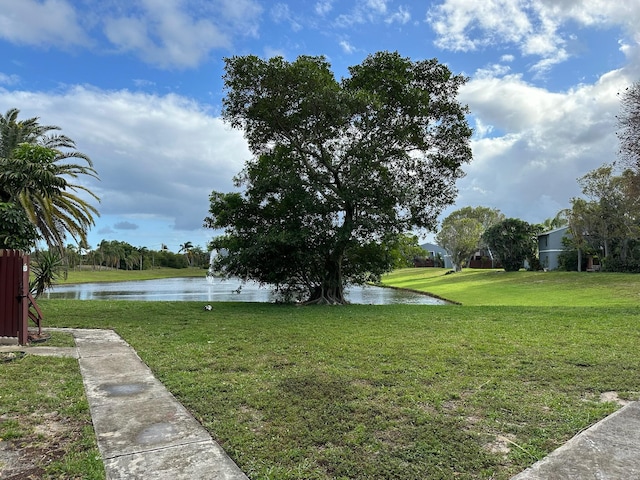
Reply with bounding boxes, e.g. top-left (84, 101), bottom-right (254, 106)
top-left (0, 249), bottom-right (30, 344)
